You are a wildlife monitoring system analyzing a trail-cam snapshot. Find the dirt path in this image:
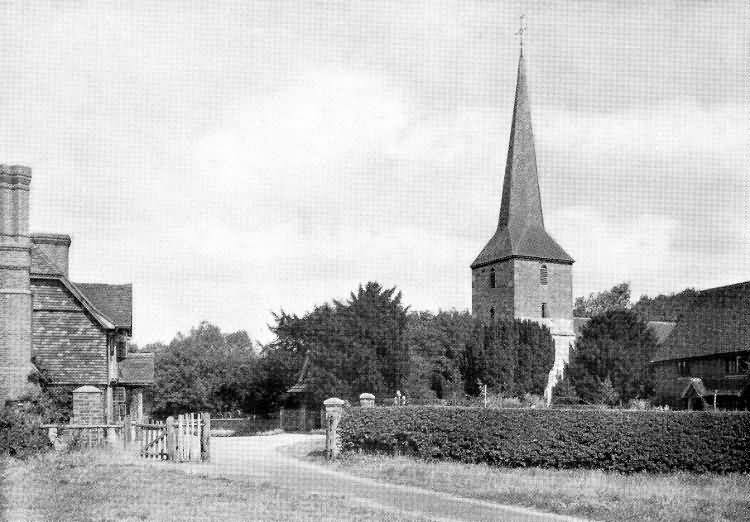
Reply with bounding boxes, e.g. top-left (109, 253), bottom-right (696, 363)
top-left (185, 434), bottom-right (590, 522)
